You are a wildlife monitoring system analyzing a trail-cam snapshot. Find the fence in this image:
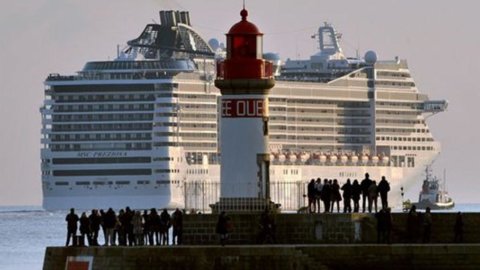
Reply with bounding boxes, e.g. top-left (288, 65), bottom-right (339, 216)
top-left (183, 181), bottom-right (307, 213)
